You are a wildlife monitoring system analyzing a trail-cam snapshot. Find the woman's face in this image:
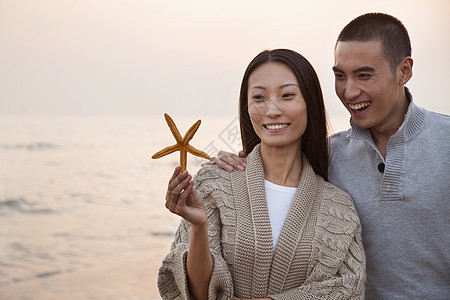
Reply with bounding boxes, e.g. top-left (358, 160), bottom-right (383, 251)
top-left (247, 62), bottom-right (307, 150)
